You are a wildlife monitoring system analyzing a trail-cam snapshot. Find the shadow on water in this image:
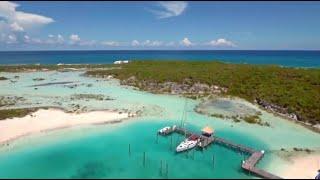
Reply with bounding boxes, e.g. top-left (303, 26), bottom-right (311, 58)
top-left (71, 161), bottom-right (107, 179)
